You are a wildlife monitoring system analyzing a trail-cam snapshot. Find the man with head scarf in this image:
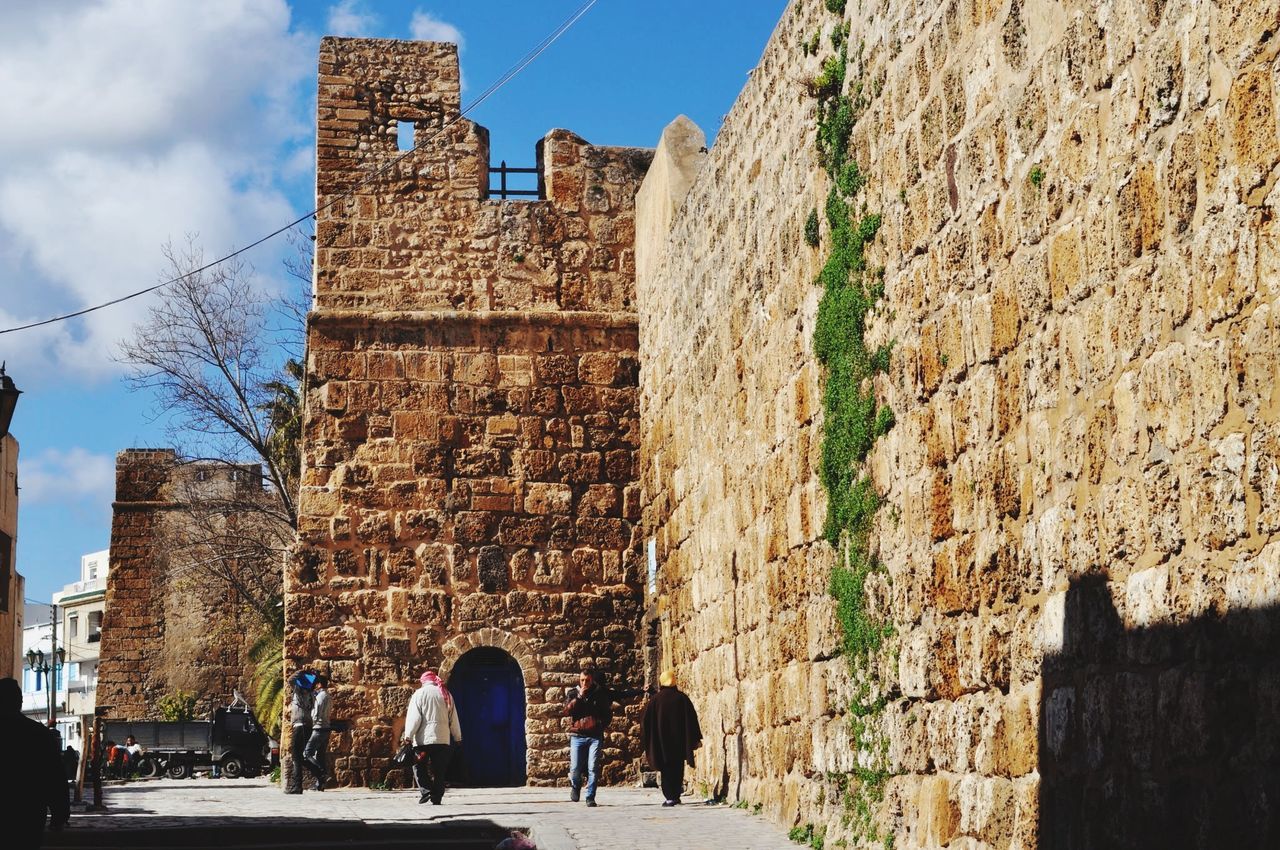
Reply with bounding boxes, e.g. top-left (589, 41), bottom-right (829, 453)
top-left (640, 669), bottom-right (702, 806)
top-left (0, 677), bottom-right (70, 848)
top-left (402, 670), bottom-right (462, 805)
